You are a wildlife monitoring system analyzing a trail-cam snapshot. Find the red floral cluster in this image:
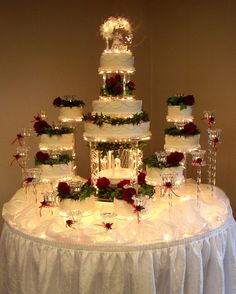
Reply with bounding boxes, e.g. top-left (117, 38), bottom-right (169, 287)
top-left (53, 97), bottom-right (62, 106)
top-left (57, 182), bottom-right (71, 195)
top-left (105, 74), bottom-right (136, 96)
top-left (33, 117), bottom-right (50, 135)
top-left (35, 151), bottom-right (50, 162)
top-left (183, 122), bottom-right (198, 135)
top-left (96, 172), bottom-right (146, 205)
top-left (182, 95), bottom-right (195, 106)
top-left (166, 152), bottom-right (184, 166)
